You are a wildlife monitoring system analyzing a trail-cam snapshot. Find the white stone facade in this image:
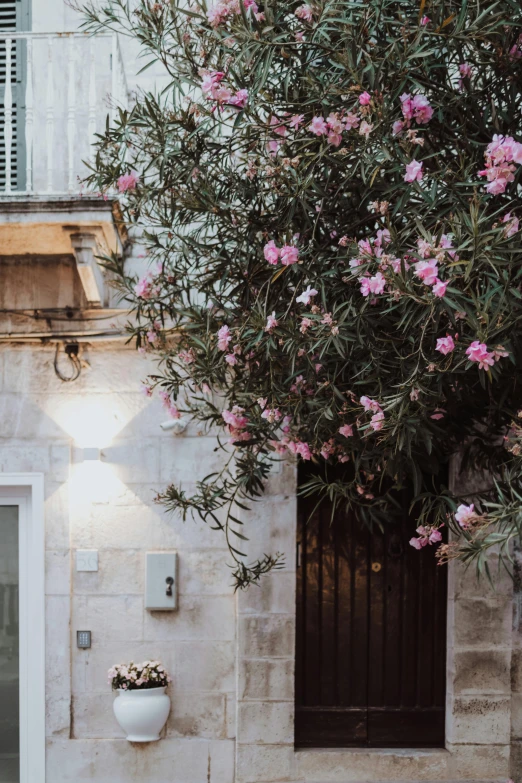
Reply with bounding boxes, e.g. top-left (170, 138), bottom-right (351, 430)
top-left (1, 0), bottom-right (522, 780)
